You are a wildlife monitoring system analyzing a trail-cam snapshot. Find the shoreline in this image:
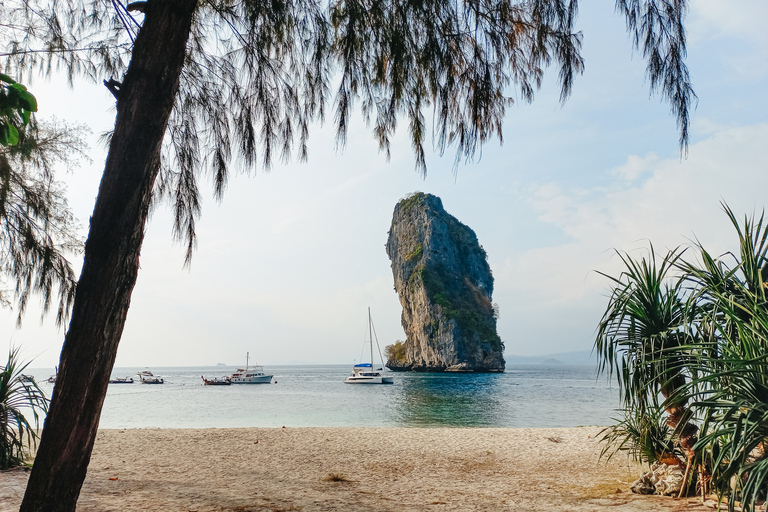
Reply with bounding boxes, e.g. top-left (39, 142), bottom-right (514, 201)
top-left (1, 426), bottom-right (713, 511)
